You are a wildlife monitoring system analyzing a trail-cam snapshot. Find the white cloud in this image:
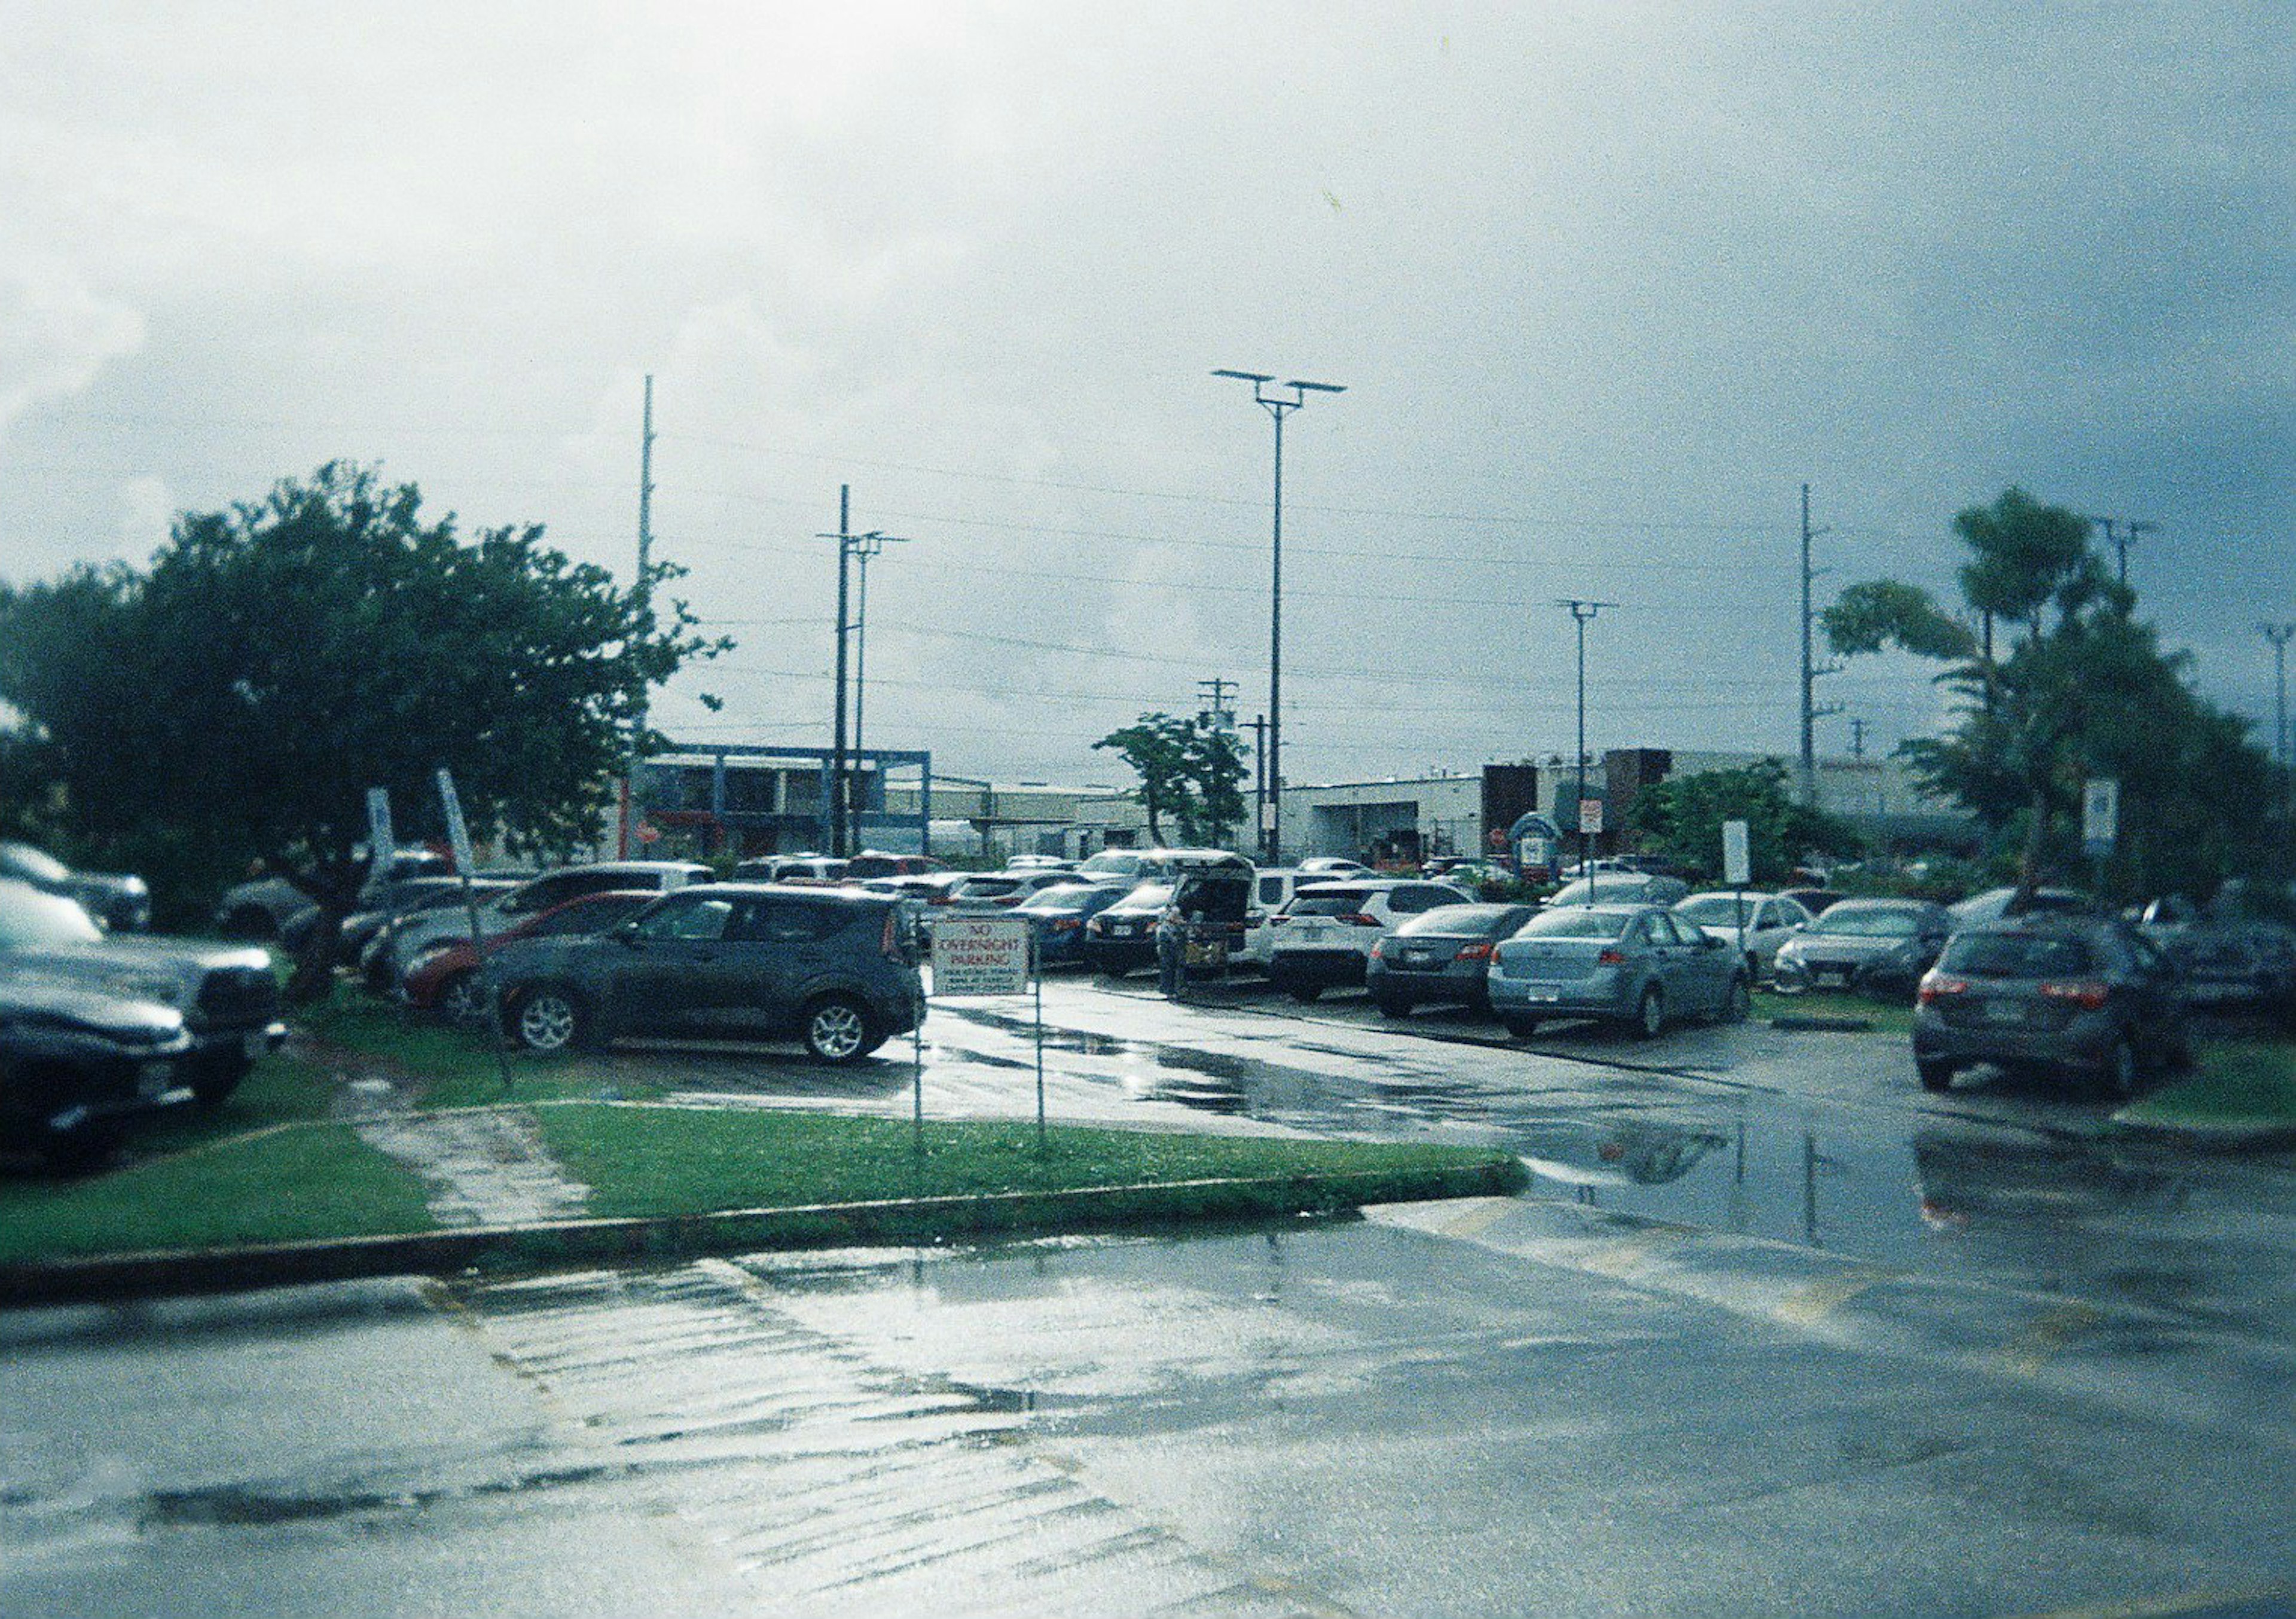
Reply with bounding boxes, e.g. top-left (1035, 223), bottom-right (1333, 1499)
top-left (0, 263), bottom-right (143, 435)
